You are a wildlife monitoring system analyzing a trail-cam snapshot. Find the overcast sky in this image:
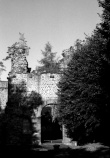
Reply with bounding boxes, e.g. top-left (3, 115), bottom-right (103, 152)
top-left (0, 0), bottom-right (102, 80)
